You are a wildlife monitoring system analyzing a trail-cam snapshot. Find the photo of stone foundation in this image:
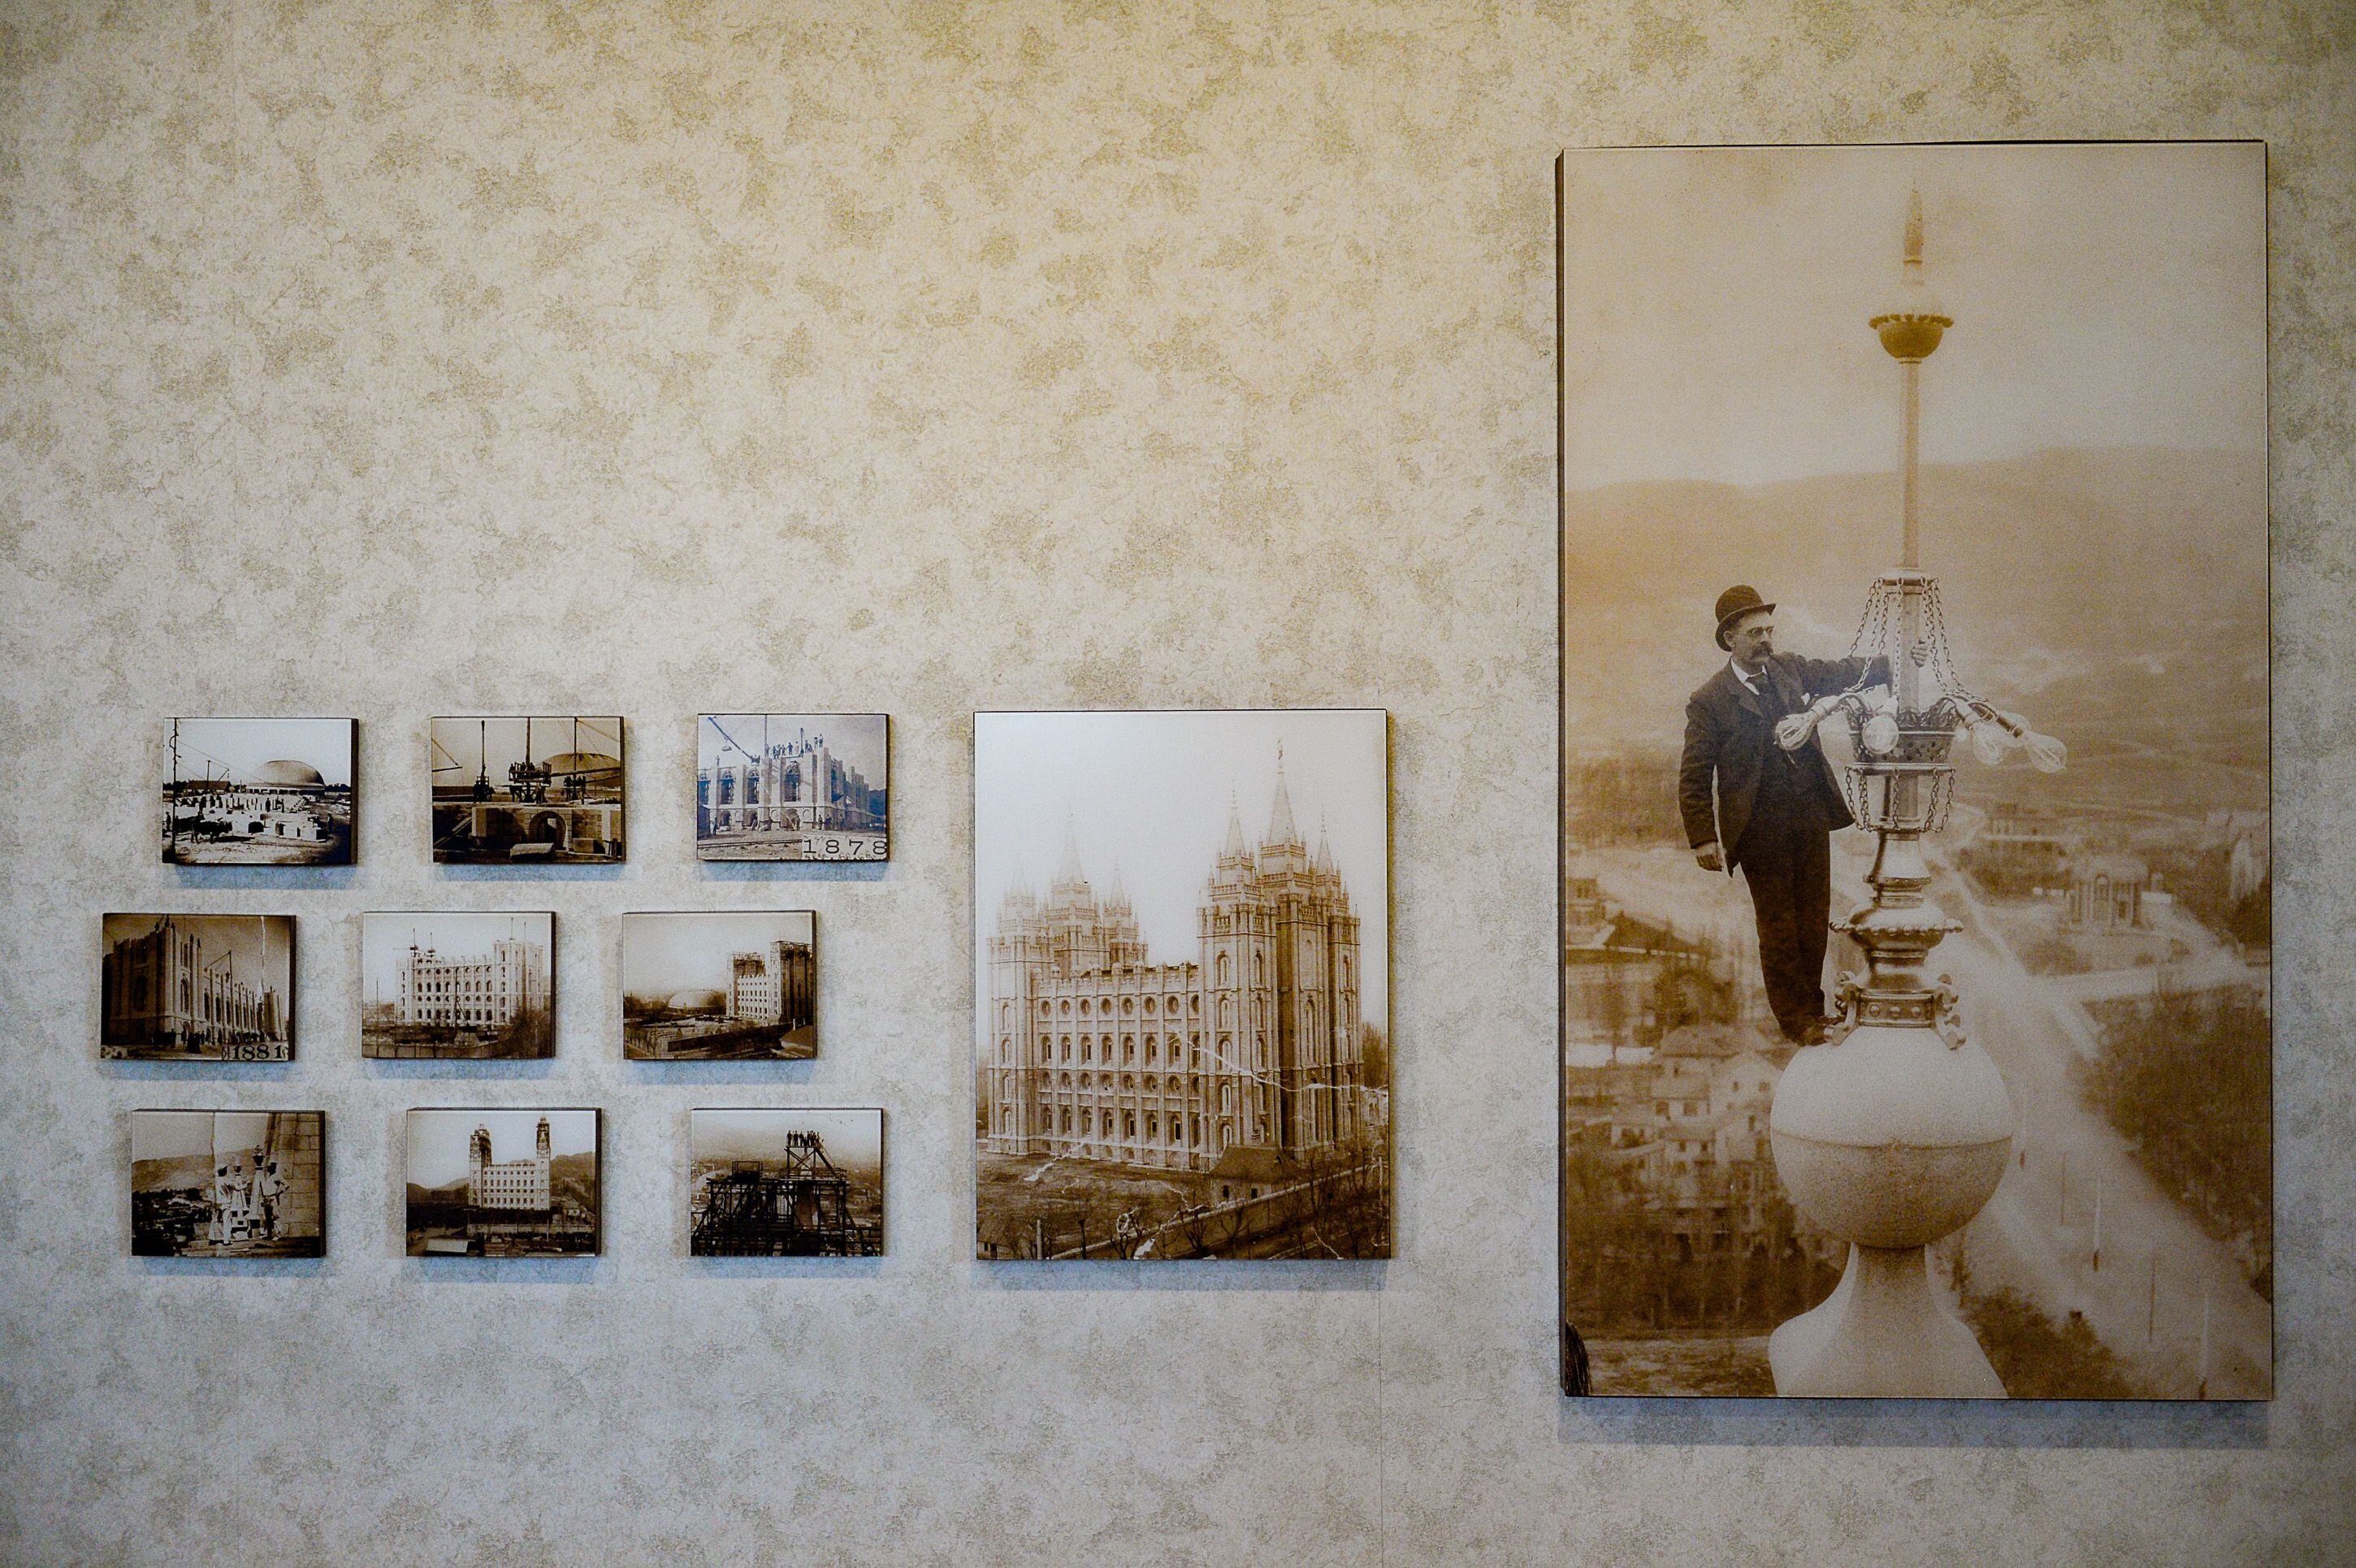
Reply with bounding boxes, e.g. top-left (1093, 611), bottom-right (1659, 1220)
top-left (162, 717), bottom-right (354, 866)
top-left (430, 715), bottom-right (625, 864)
top-left (975, 709), bottom-right (1391, 1261)
top-left (623, 912), bottom-right (816, 1061)
top-left (1559, 143), bottom-right (2271, 1399)
top-left (132, 1111), bottom-right (323, 1258)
